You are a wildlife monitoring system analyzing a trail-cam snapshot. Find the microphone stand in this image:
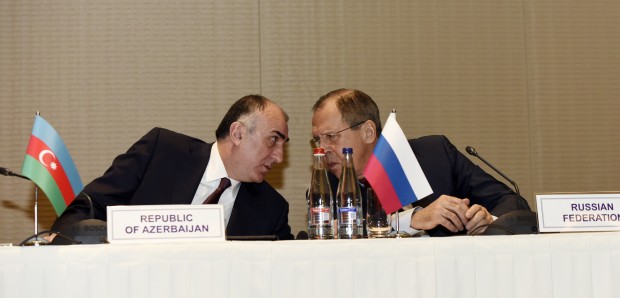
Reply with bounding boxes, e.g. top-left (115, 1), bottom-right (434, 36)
top-left (464, 146), bottom-right (538, 235)
top-left (465, 146), bottom-right (520, 198)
